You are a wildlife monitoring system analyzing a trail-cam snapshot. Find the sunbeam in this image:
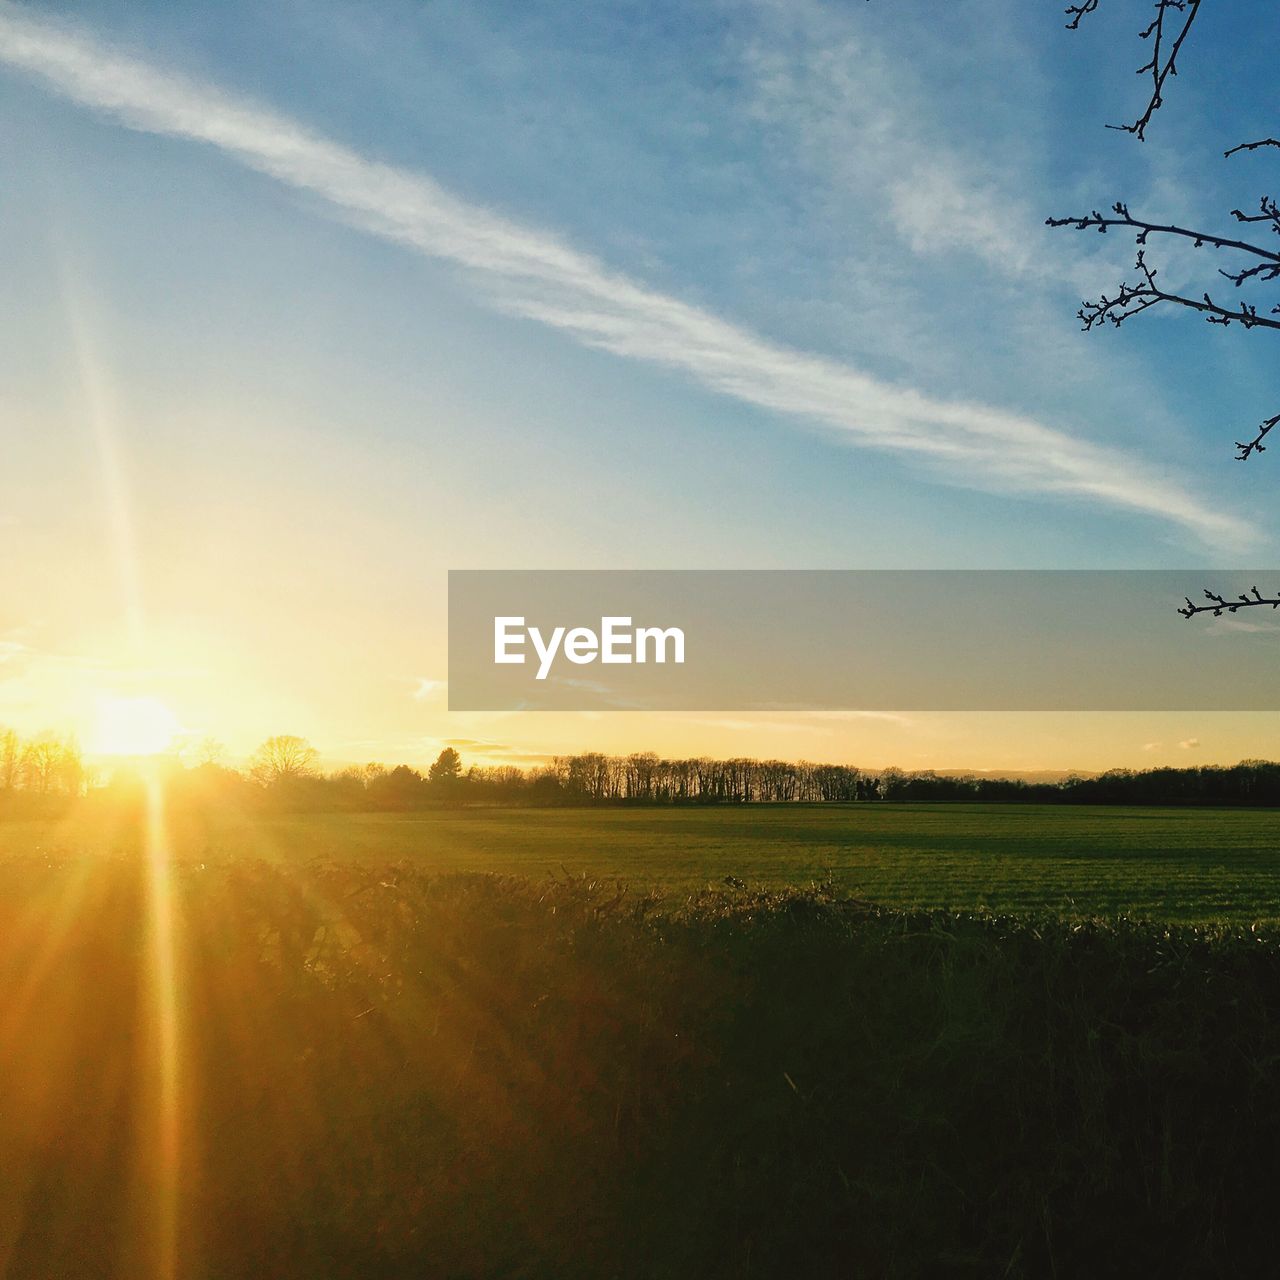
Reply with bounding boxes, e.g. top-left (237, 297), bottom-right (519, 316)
top-left (47, 224), bottom-right (188, 1278)
top-left (138, 772), bottom-right (183, 1280)
top-left (52, 252), bottom-right (147, 652)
